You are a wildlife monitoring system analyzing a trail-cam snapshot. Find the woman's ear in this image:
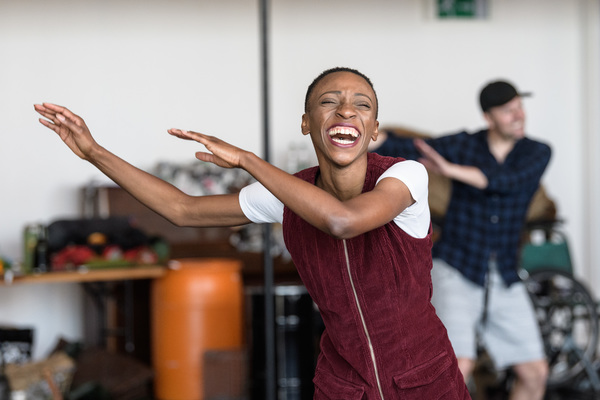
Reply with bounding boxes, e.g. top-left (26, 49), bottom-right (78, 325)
top-left (371, 121), bottom-right (380, 141)
top-left (301, 114), bottom-right (310, 136)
